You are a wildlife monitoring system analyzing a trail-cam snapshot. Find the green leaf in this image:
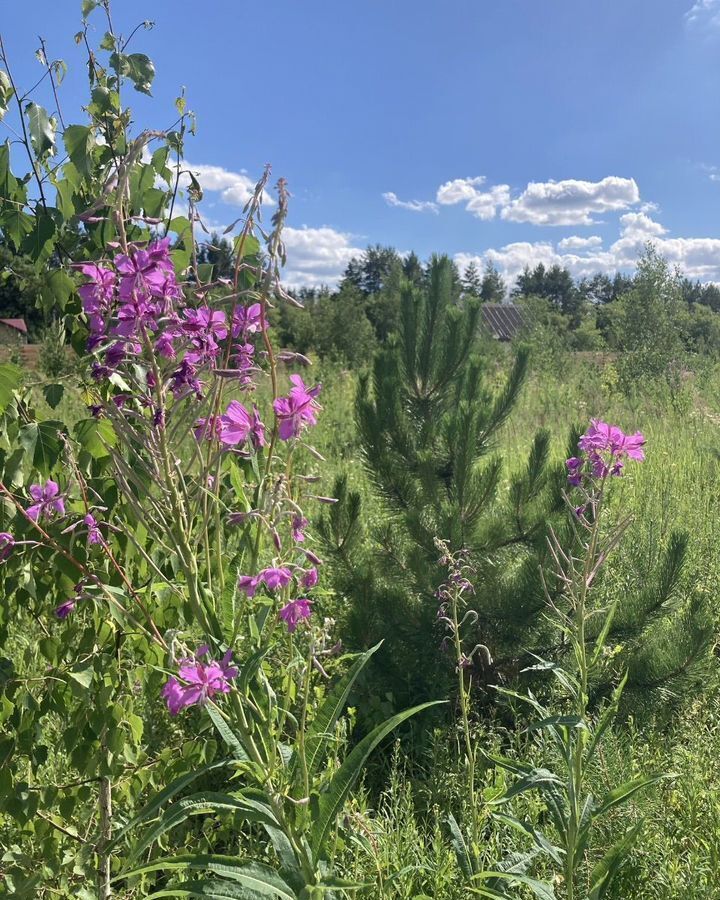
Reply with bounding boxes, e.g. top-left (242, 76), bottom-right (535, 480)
top-left (291, 642), bottom-right (381, 785)
top-left (25, 102), bottom-right (55, 157)
top-left (120, 859), bottom-right (295, 899)
top-left (82, 0), bottom-right (99, 19)
top-left (206, 703), bottom-right (249, 761)
top-left (110, 52), bottom-right (155, 95)
top-left (67, 666), bottom-right (93, 690)
top-left (447, 812), bottom-right (474, 878)
top-left (310, 700), bottom-right (443, 861)
top-left (489, 767), bottom-right (563, 805)
top-left (18, 420), bottom-right (65, 473)
top-left (42, 268), bottom-right (76, 314)
top-left (588, 821), bottom-right (644, 900)
top-left (0, 70), bottom-right (13, 121)
top-left (471, 873), bottom-right (556, 900)
top-left (593, 774), bottom-right (663, 820)
top-left (74, 418), bottom-right (116, 459)
top-left (63, 125), bottom-right (95, 180)
top-left (42, 384), bottom-right (64, 409)
top-left (110, 759), bottom-right (231, 848)
top-left (0, 363), bottom-right (22, 413)
top-left (128, 792), bottom-right (280, 862)
top-left (145, 879), bottom-right (284, 899)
